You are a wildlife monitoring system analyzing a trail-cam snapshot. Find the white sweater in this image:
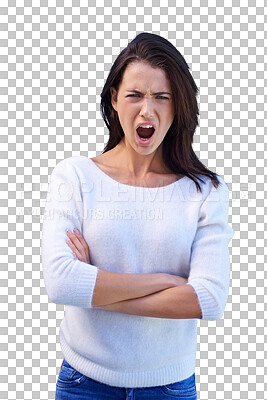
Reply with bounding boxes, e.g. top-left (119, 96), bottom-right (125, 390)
top-left (41, 155), bottom-right (235, 388)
